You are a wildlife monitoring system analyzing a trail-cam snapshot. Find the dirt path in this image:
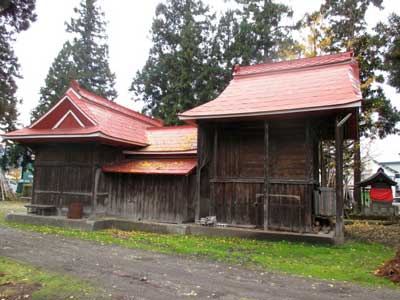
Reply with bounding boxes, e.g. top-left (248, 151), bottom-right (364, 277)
top-left (0, 226), bottom-right (399, 300)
